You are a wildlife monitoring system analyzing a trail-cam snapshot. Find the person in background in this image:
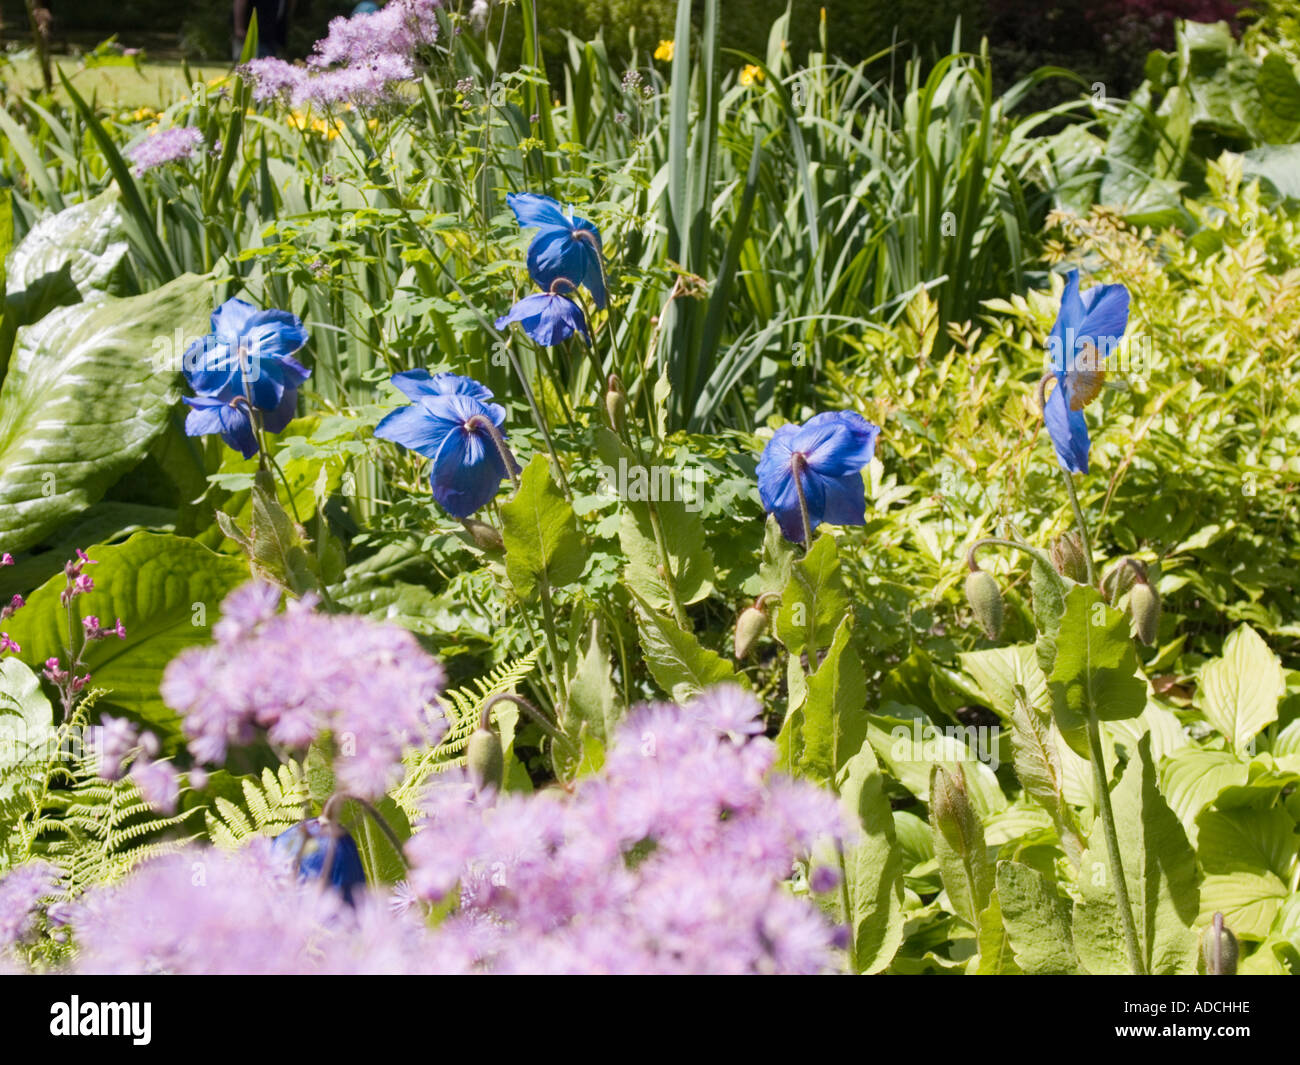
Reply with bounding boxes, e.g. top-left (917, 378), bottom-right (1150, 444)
top-left (233, 0), bottom-right (295, 60)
